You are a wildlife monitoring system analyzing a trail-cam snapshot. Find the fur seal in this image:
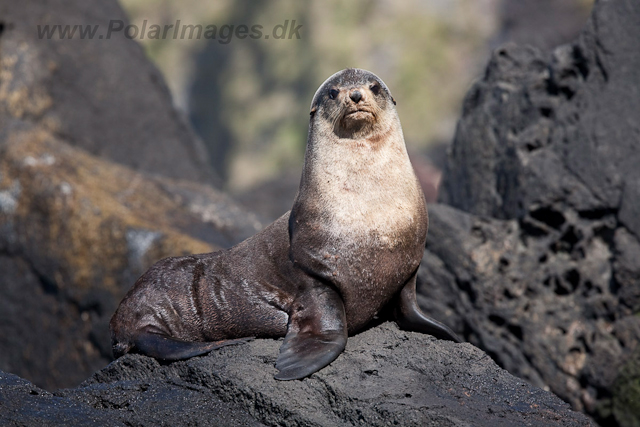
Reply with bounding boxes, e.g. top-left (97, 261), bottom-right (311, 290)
top-left (110, 68), bottom-right (461, 381)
